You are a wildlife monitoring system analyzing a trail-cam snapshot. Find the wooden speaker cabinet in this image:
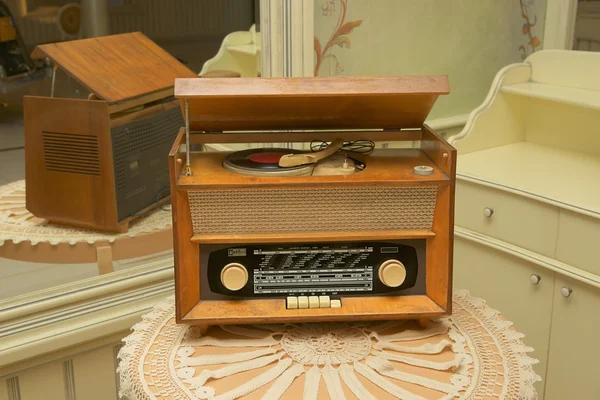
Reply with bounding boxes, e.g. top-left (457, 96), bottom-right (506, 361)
top-left (169, 76), bottom-right (455, 329)
top-left (24, 32), bottom-right (197, 232)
